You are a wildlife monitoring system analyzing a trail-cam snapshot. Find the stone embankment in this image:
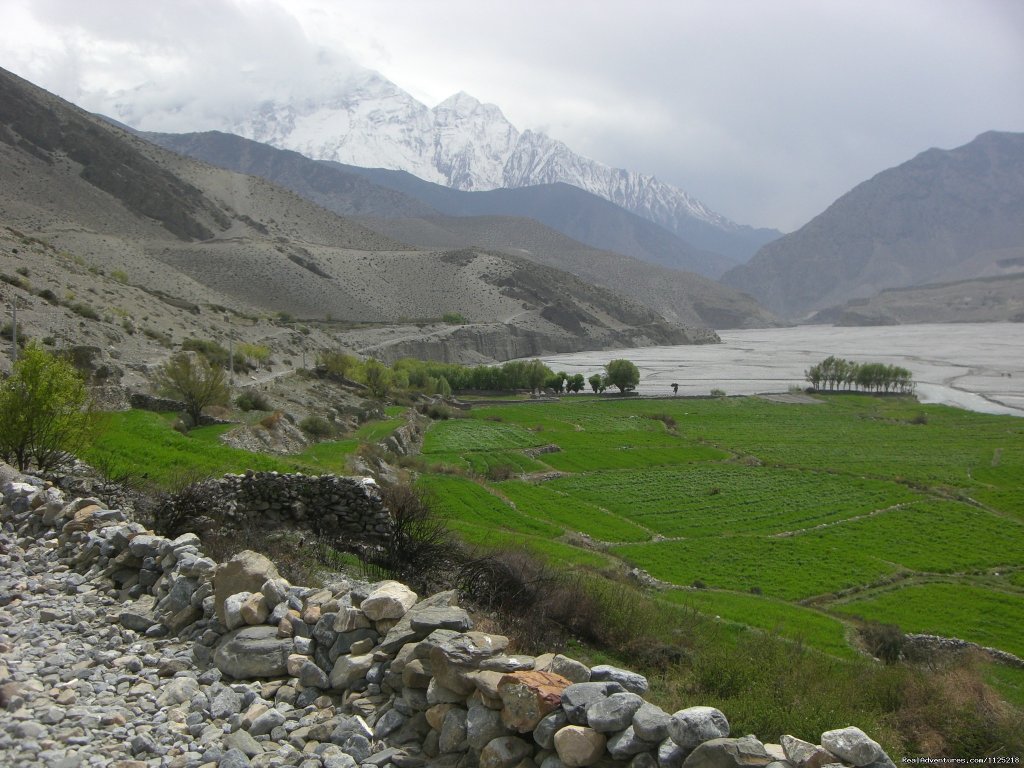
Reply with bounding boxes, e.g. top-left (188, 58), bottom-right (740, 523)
top-left (0, 465), bottom-right (896, 768)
